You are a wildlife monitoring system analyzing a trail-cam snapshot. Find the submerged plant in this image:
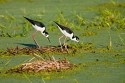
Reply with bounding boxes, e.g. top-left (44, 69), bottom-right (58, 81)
top-left (80, 31), bottom-right (97, 36)
top-left (55, 12), bottom-right (69, 26)
top-left (106, 23), bottom-right (112, 50)
top-left (75, 14), bottom-right (87, 26)
top-left (0, 13), bottom-right (32, 37)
